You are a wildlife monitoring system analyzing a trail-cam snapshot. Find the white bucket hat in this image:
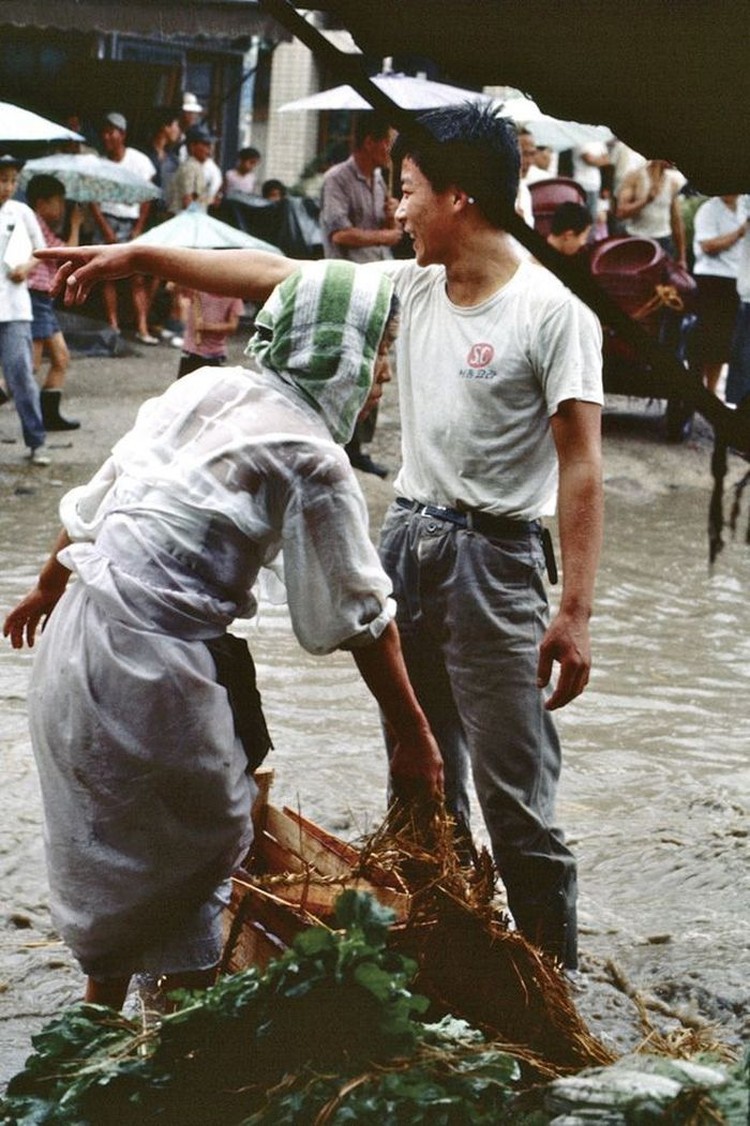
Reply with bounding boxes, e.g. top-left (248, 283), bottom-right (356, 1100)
top-left (182, 93), bottom-right (204, 114)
